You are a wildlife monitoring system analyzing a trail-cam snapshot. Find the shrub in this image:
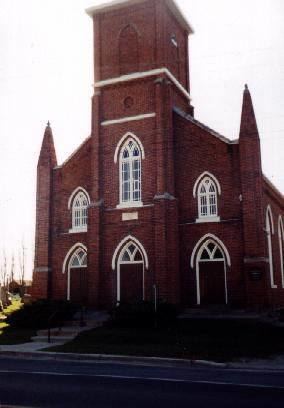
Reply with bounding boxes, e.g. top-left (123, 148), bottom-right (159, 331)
top-left (6, 299), bottom-right (78, 329)
top-left (110, 301), bottom-right (178, 328)
top-left (156, 302), bottom-right (178, 327)
top-left (111, 302), bottom-right (154, 328)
